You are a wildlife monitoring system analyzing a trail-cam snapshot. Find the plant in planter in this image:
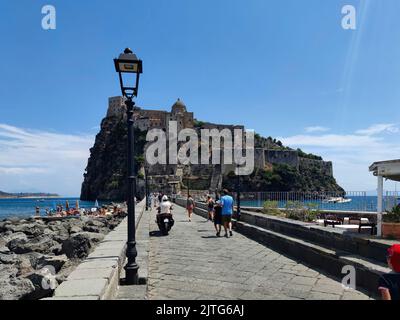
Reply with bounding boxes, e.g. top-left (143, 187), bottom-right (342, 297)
top-left (262, 200), bottom-right (284, 217)
top-left (382, 205), bottom-right (400, 239)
